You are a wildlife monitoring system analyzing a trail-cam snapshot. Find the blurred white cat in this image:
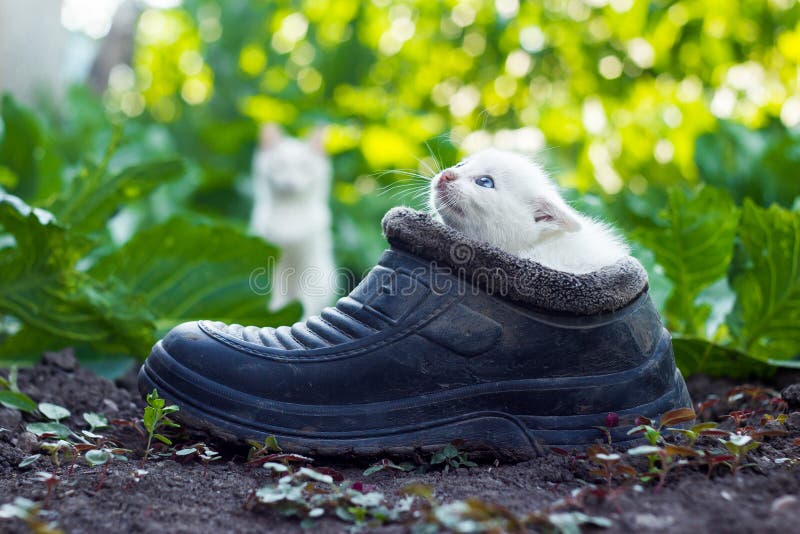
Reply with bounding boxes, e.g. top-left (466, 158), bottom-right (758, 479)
top-left (250, 124), bottom-right (335, 317)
